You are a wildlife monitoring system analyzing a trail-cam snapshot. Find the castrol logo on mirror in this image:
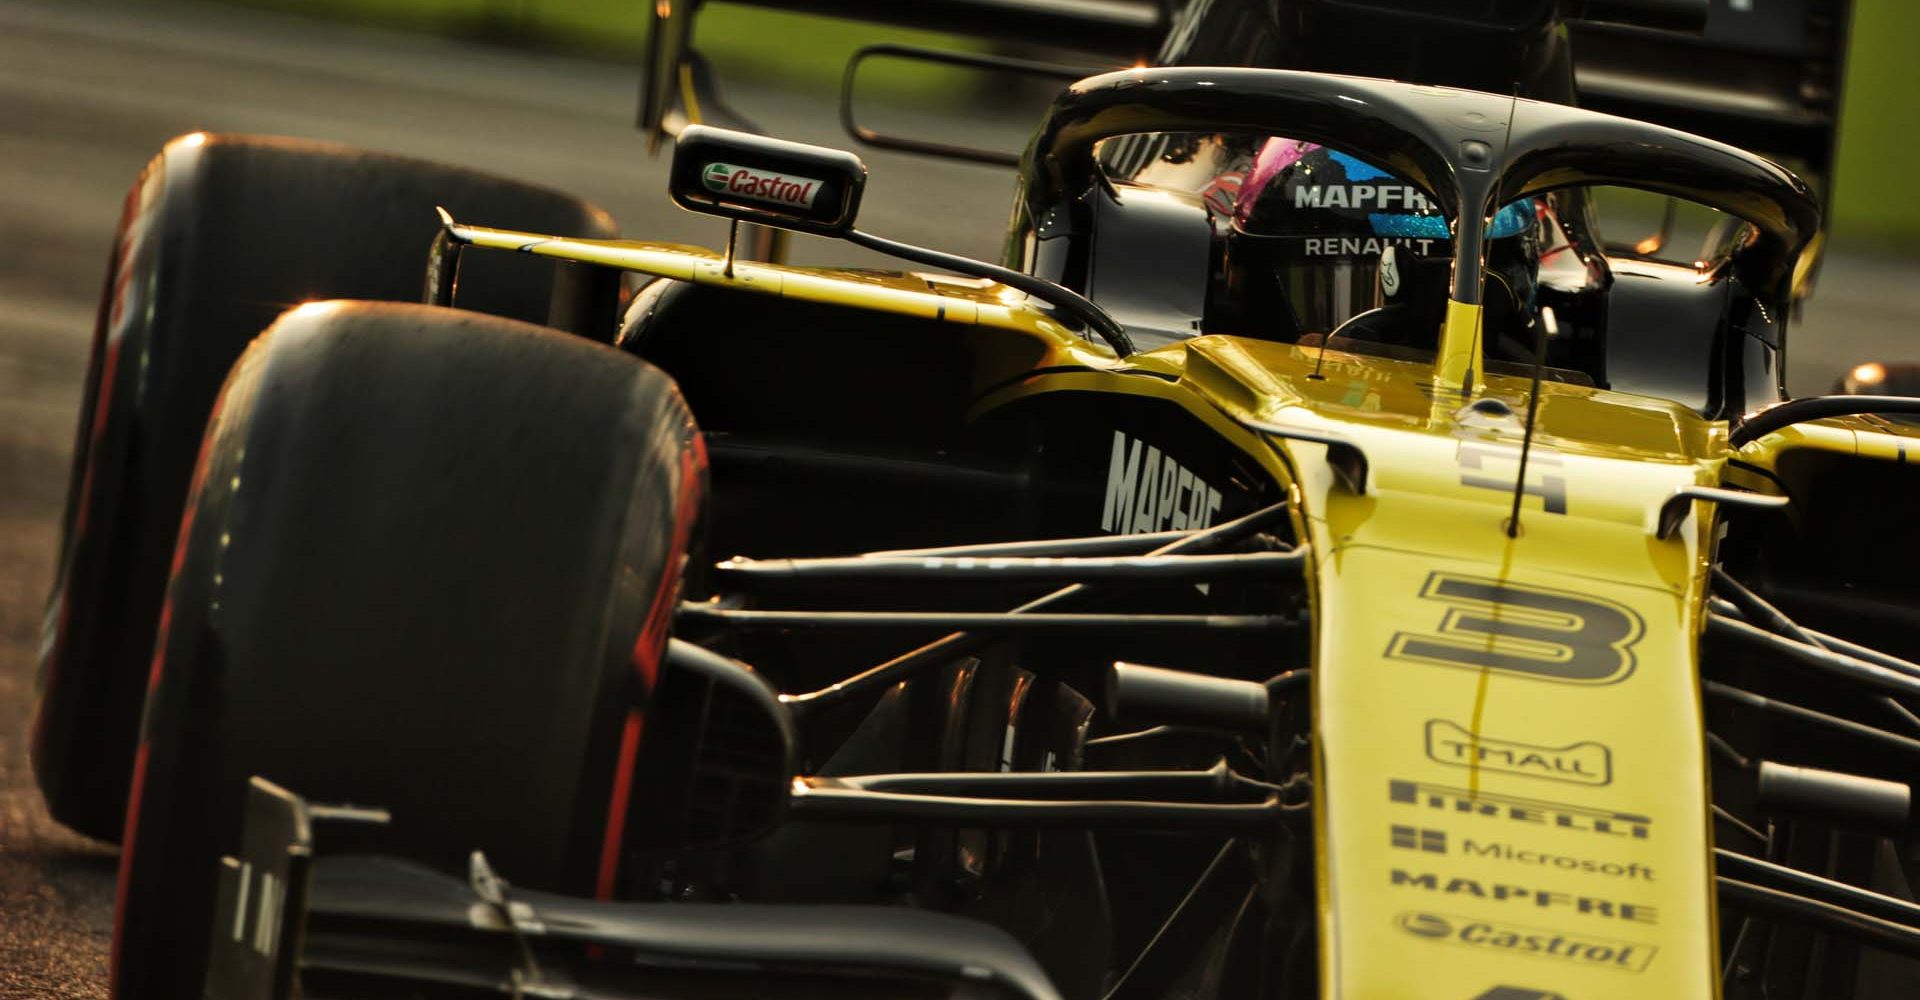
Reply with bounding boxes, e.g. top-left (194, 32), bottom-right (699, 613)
top-left (702, 162), bottom-right (822, 210)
